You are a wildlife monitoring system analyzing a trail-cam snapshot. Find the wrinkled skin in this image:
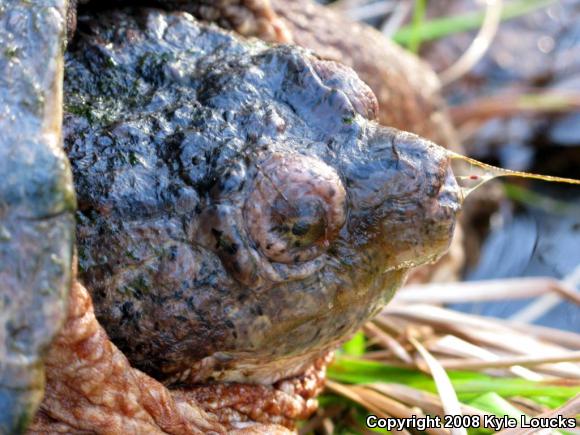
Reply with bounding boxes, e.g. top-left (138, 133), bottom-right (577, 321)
top-left (30, 280), bottom-right (305, 433)
top-left (0, 0), bottom-right (75, 432)
top-left (64, 8), bottom-right (460, 387)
